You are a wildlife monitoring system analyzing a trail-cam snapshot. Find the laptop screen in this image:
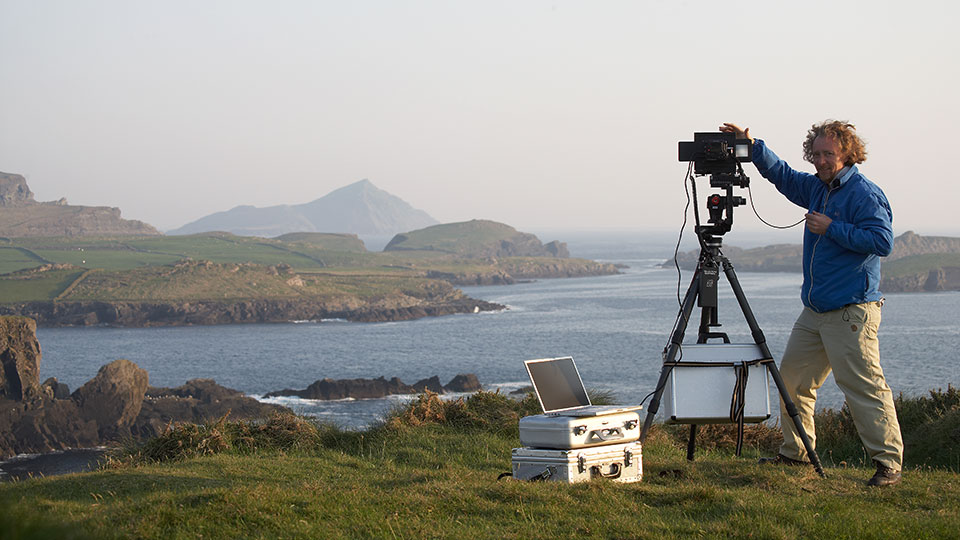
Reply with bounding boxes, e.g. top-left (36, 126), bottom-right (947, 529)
top-left (525, 357), bottom-right (591, 412)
